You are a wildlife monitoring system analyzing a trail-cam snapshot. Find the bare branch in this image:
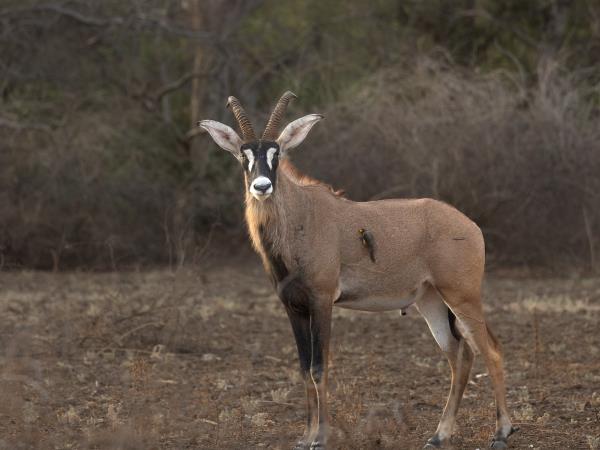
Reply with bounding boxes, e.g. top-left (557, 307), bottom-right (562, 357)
top-left (154, 72), bottom-right (207, 102)
top-left (0, 4), bottom-right (214, 41)
top-left (0, 117), bottom-right (52, 133)
top-left (0, 4), bottom-right (122, 27)
top-left (457, 9), bottom-right (540, 49)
